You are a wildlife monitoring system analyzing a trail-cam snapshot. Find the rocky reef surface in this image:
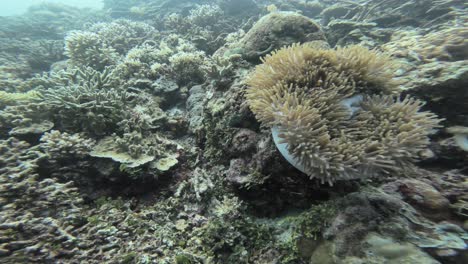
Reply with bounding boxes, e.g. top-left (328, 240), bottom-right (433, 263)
top-left (0, 0), bottom-right (466, 263)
